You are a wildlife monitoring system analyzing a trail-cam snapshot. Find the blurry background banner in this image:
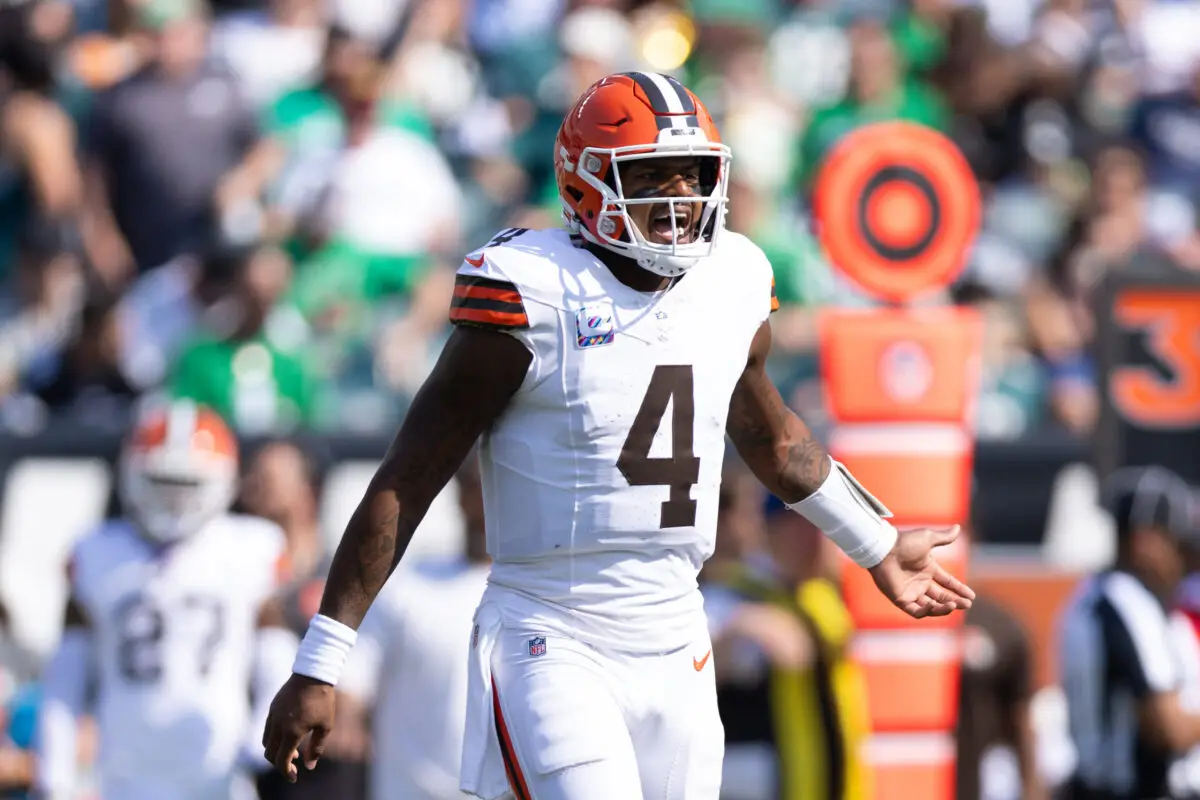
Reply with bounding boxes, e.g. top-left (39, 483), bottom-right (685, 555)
top-left (813, 121), bottom-right (982, 800)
